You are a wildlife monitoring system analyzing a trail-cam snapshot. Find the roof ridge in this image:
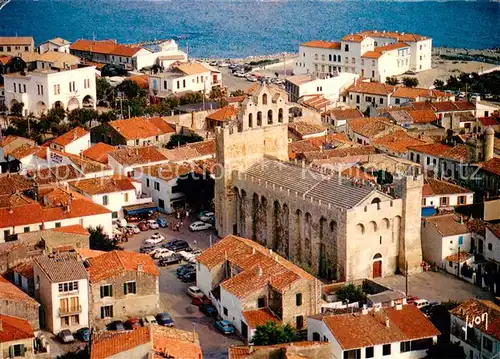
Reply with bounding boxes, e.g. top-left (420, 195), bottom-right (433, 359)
top-left (113, 250), bottom-right (127, 270)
